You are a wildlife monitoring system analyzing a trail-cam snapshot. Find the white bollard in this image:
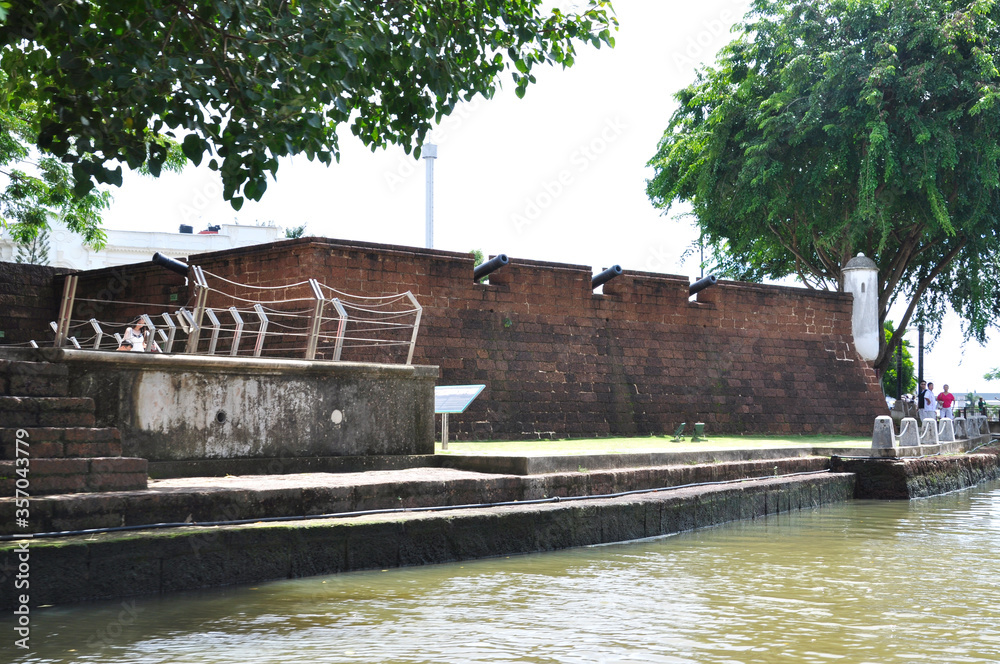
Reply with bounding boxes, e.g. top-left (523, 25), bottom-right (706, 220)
top-left (953, 416), bottom-right (966, 439)
top-left (919, 418), bottom-right (939, 446)
top-left (899, 418), bottom-right (920, 447)
top-left (872, 416), bottom-right (897, 449)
